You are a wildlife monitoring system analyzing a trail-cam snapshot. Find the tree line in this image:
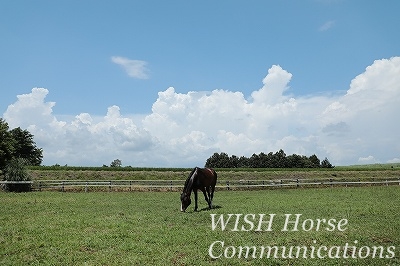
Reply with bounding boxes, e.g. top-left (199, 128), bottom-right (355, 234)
top-left (205, 150), bottom-right (333, 168)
